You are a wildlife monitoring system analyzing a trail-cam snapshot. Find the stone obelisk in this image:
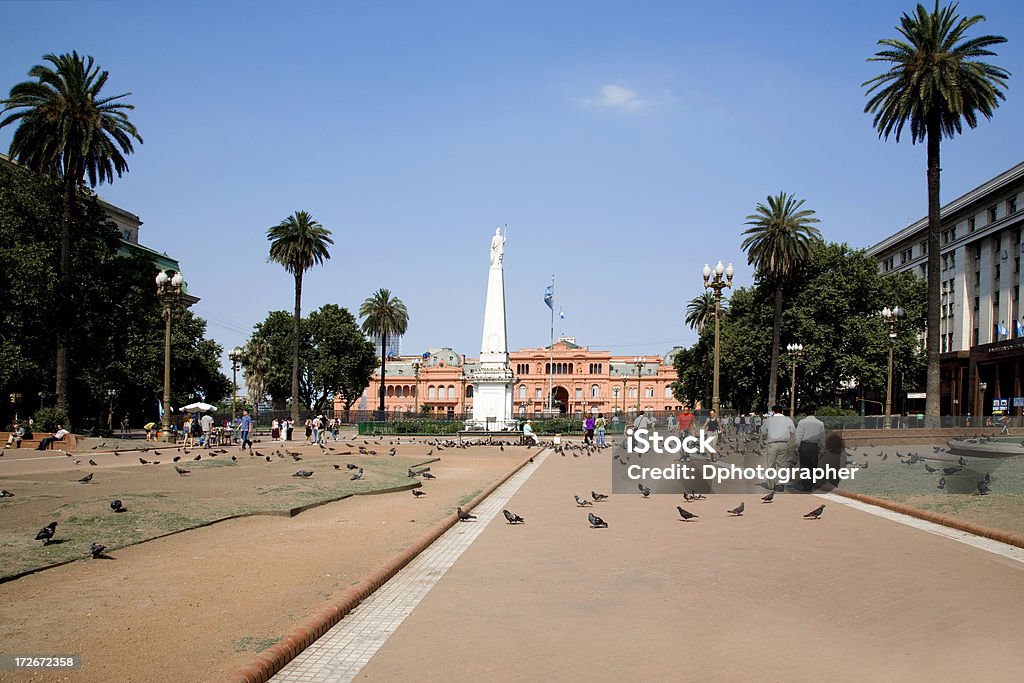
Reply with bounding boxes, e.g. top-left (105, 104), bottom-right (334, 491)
top-left (471, 227), bottom-right (514, 430)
